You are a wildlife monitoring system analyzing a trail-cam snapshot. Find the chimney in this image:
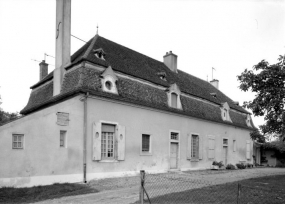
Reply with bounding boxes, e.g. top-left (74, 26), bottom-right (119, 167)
top-left (163, 51), bottom-right (177, 73)
top-left (39, 60), bottom-right (48, 80)
top-left (53, 0), bottom-right (71, 96)
top-left (210, 79), bottom-right (219, 89)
